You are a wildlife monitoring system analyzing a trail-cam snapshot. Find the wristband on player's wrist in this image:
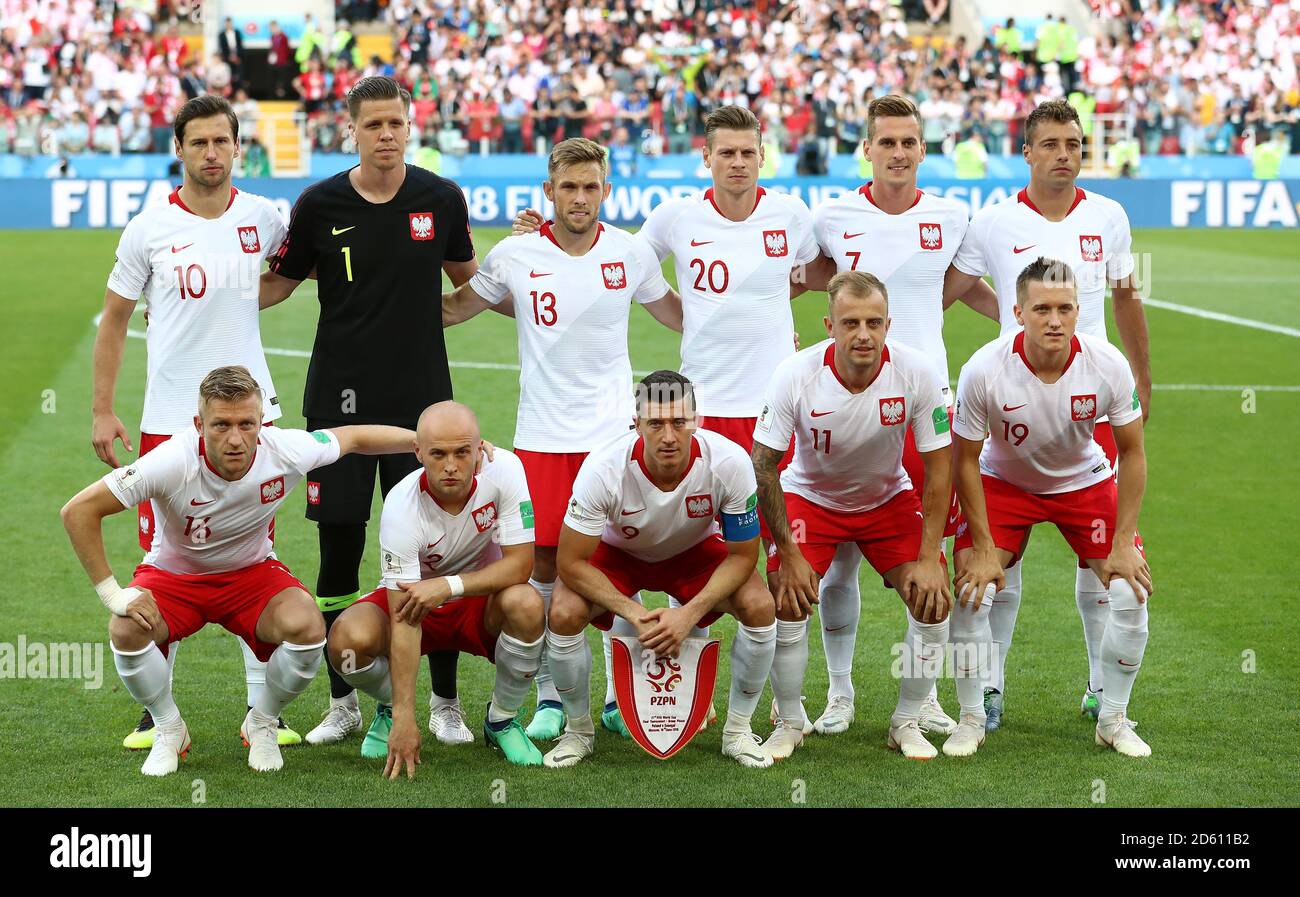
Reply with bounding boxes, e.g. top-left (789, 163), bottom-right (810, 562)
top-left (444, 574), bottom-right (465, 598)
top-left (94, 575), bottom-right (141, 616)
